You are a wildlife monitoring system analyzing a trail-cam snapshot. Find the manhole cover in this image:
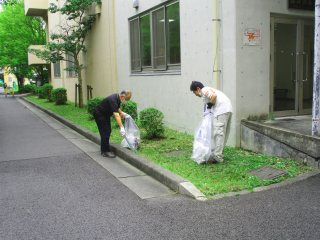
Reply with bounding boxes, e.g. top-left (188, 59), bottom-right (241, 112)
top-left (165, 150), bottom-right (187, 157)
top-left (249, 166), bottom-right (288, 180)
